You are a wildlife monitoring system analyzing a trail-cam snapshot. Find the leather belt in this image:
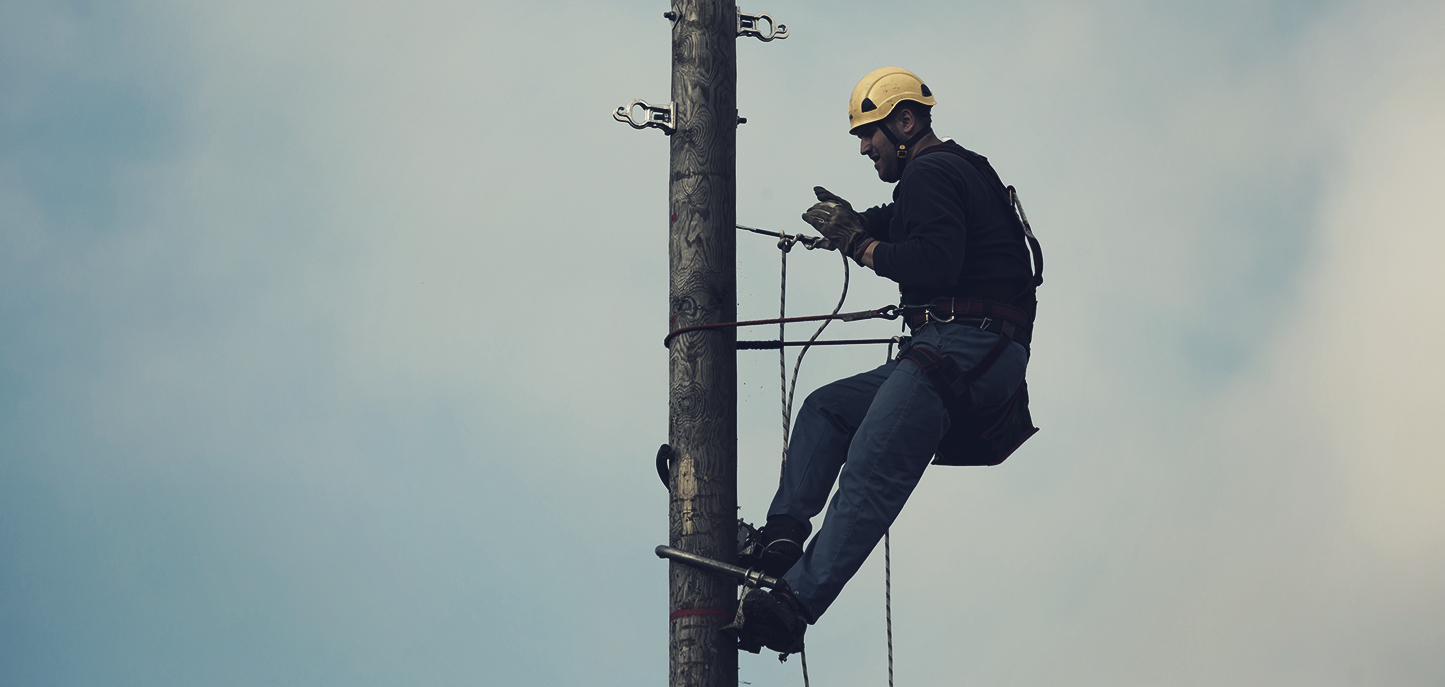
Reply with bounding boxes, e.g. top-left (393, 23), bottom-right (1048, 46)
top-left (903, 298), bottom-right (1033, 346)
